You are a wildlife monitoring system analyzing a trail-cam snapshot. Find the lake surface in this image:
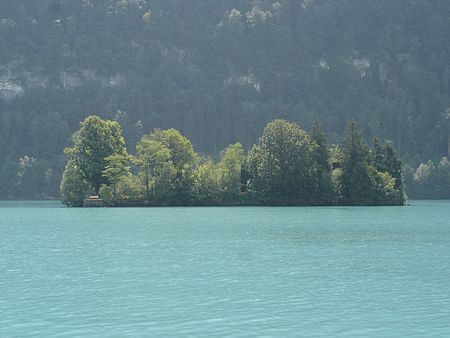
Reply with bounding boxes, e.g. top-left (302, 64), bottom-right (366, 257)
top-left (1, 201), bottom-right (449, 337)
